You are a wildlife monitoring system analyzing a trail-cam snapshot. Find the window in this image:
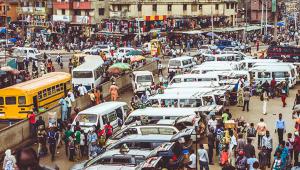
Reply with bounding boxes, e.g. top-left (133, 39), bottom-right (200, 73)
top-left (107, 111), bottom-right (117, 122)
top-left (167, 4), bottom-right (172, 11)
top-left (215, 4), bottom-right (219, 10)
top-left (199, 4), bottom-right (202, 10)
top-left (5, 97), bottom-right (16, 105)
top-left (60, 84), bottom-right (64, 91)
top-left (74, 10), bottom-right (80, 15)
top-left (56, 85), bottom-right (60, 92)
top-left (43, 89), bottom-right (47, 98)
top-left (0, 97), bottom-right (3, 105)
top-left (258, 72), bottom-right (271, 78)
top-left (85, 10), bottom-right (89, 16)
top-left (38, 91), bottom-right (42, 100)
top-left (94, 67), bottom-right (103, 80)
top-left (73, 71), bottom-right (93, 78)
top-left (191, 4), bottom-right (197, 12)
top-left (98, 8), bottom-right (104, 16)
top-left (183, 4), bottom-right (187, 11)
top-left (18, 96), bottom-right (26, 105)
top-left (117, 5), bottom-right (121, 11)
top-left (62, 9), bottom-right (65, 15)
top-left (112, 157), bottom-right (131, 164)
top-left (226, 3), bottom-right (229, 9)
top-left (138, 4), bottom-right (142, 11)
top-left (52, 86), bottom-right (56, 94)
top-left (231, 3), bottom-right (234, 9)
top-left (152, 4), bottom-right (157, 11)
top-left (47, 88), bottom-right (52, 96)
